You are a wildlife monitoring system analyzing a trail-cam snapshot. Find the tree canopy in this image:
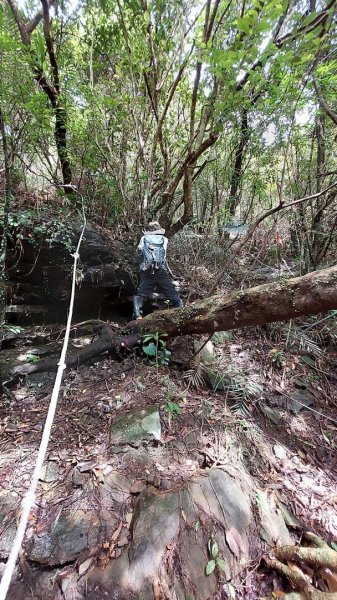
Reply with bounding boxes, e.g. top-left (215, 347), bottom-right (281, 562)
top-left (1, 0), bottom-right (336, 249)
